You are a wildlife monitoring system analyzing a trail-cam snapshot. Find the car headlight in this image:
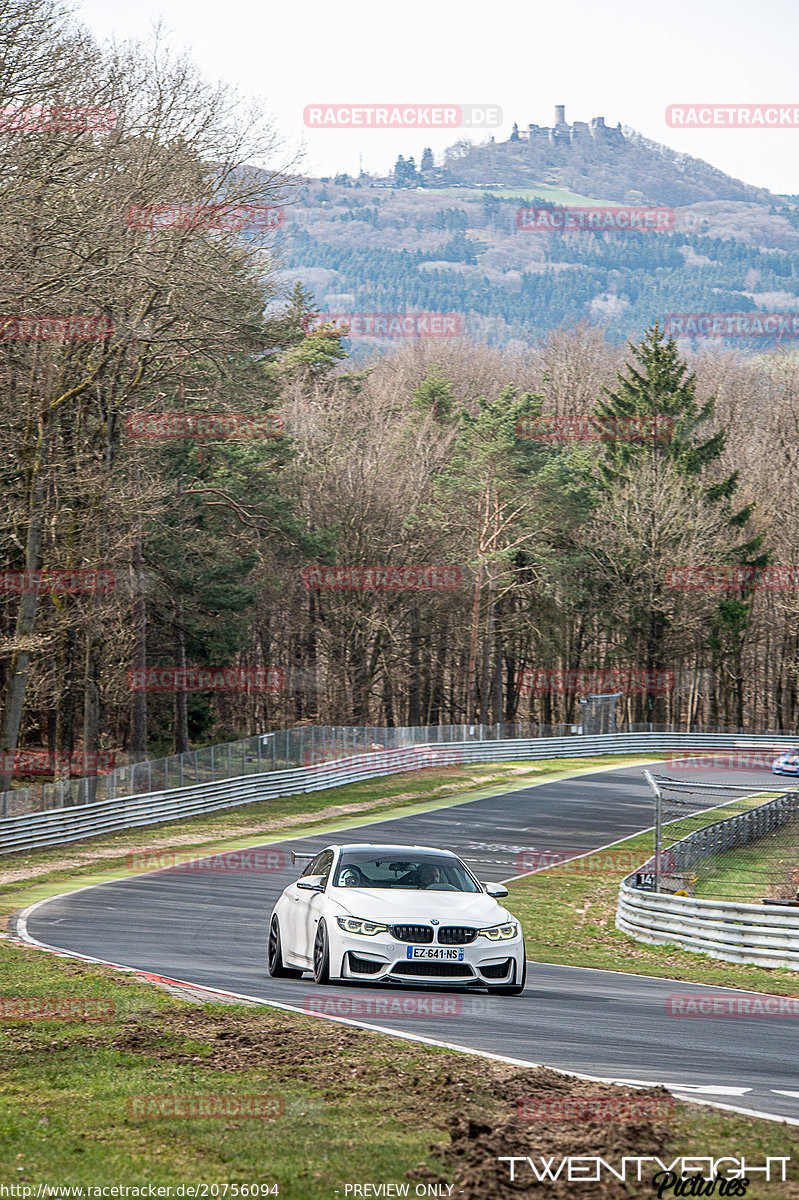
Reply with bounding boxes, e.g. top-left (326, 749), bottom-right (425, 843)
top-left (335, 916), bottom-right (388, 936)
top-left (478, 922), bottom-right (519, 941)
